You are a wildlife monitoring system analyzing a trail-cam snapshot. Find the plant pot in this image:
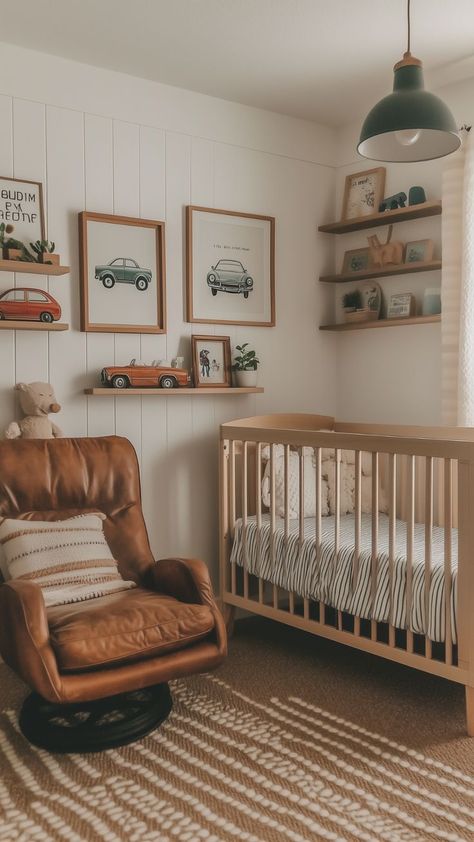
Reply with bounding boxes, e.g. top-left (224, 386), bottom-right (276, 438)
top-left (3, 248), bottom-right (23, 261)
top-left (235, 370), bottom-right (258, 388)
top-left (344, 308), bottom-right (378, 324)
top-left (38, 253), bottom-right (60, 266)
